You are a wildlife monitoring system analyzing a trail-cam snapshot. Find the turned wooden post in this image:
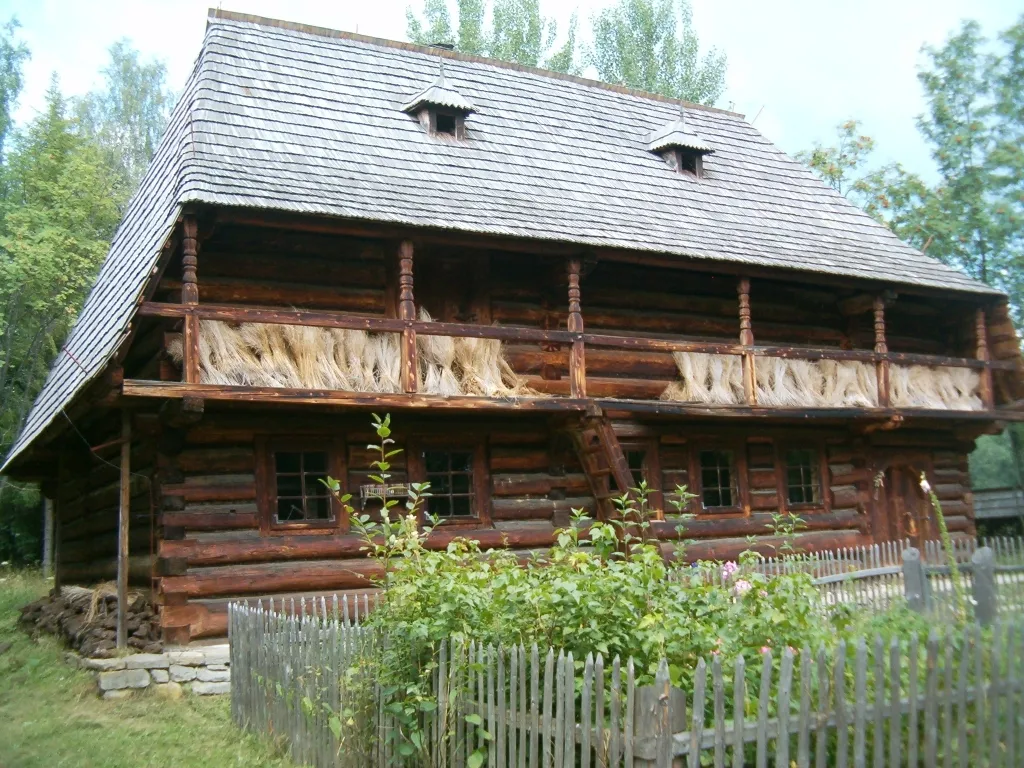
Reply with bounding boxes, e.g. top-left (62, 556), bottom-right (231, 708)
top-left (181, 215), bottom-right (200, 384)
top-left (567, 258), bottom-right (586, 398)
top-left (873, 297), bottom-right (890, 408)
top-left (399, 240), bottom-right (418, 394)
top-left (737, 278), bottom-right (756, 404)
top-left (976, 307), bottom-right (994, 410)
top-left (116, 409), bottom-right (131, 650)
